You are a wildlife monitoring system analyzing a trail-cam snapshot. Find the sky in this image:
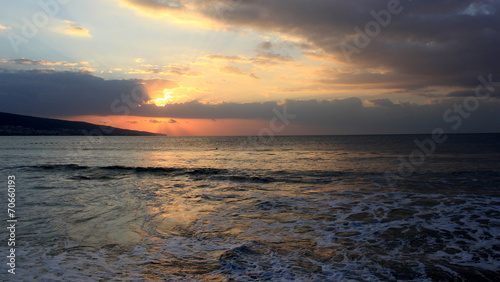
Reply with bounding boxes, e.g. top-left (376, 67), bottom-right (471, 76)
top-left (0, 0), bottom-right (499, 135)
